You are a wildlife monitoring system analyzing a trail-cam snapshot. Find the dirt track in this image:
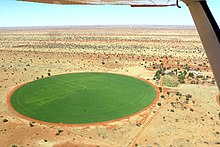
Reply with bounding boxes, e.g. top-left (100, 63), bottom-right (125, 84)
top-left (0, 26), bottom-right (219, 146)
